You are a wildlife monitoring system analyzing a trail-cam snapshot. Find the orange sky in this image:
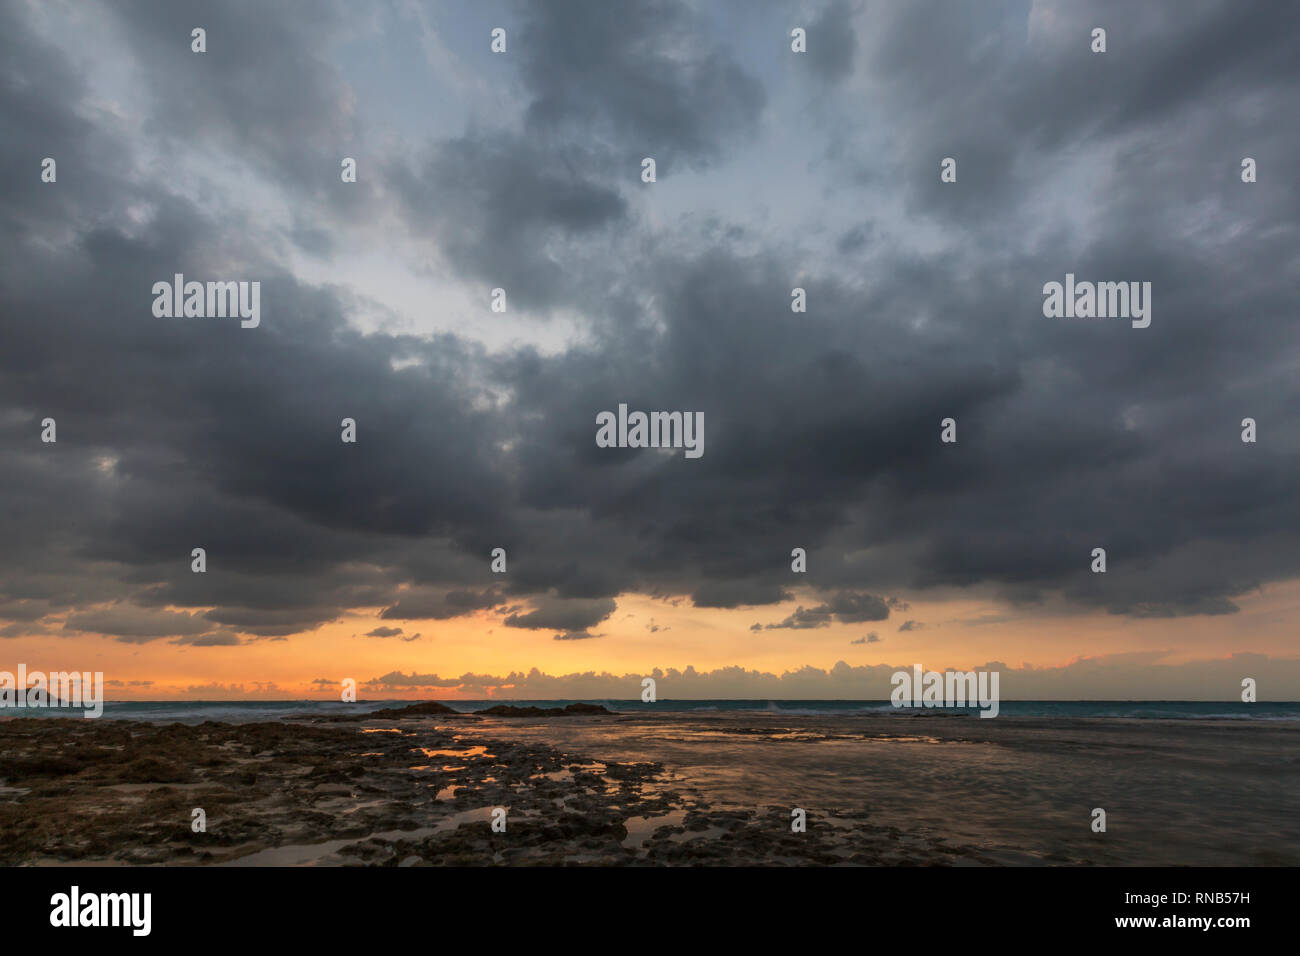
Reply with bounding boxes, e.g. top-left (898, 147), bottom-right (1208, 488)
top-left (4, 578), bottom-right (1298, 699)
